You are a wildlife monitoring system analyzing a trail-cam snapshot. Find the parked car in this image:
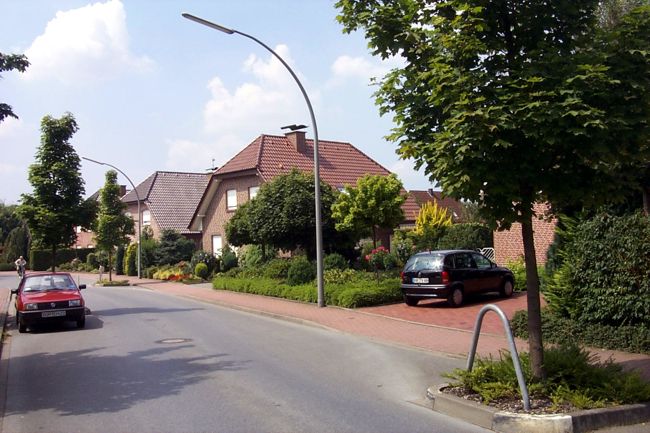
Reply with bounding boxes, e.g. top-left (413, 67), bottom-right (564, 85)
top-left (12, 272), bottom-right (87, 333)
top-left (400, 250), bottom-right (514, 307)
